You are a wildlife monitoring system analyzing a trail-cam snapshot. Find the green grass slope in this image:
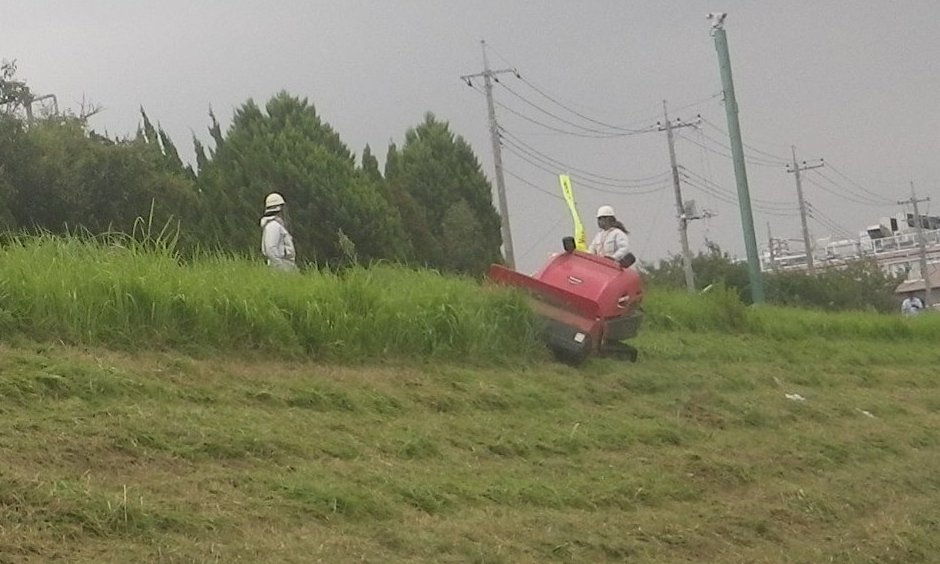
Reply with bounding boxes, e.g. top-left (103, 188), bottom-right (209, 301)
top-left (2, 328), bottom-right (939, 562)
